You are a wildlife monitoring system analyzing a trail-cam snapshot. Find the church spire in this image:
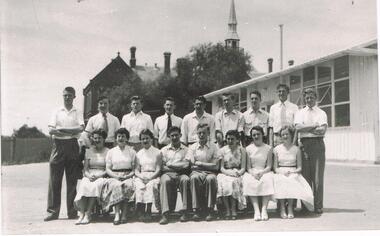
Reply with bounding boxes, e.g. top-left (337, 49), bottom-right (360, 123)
top-left (225, 0), bottom-right (240, 49)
